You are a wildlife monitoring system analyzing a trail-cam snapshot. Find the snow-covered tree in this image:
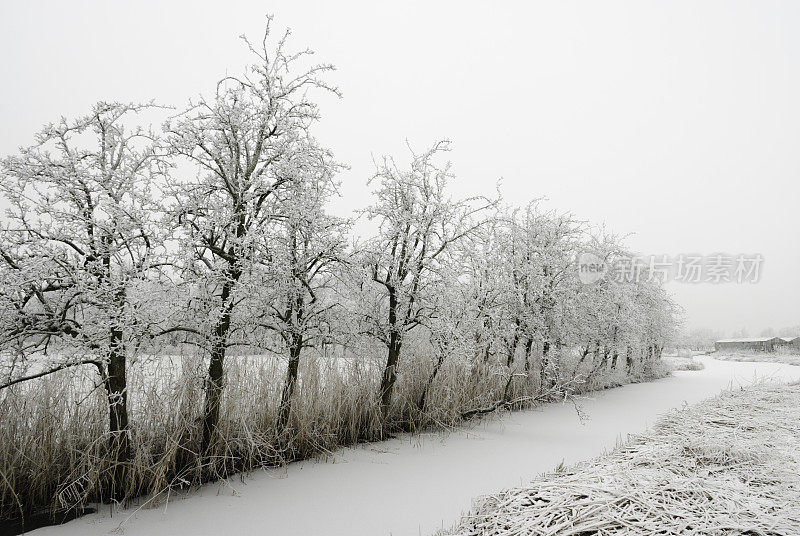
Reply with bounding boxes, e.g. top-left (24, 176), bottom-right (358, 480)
top-left (358, 141), bottom-right (495, 421)
top-left (504, 203), bottom-right (582, 380)
top-left (0, 102), bottom-right (168, 498)
top-left (248, 142), bottom-right (347, 438)
top-left (164, 18), bottom-right (339, 453)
